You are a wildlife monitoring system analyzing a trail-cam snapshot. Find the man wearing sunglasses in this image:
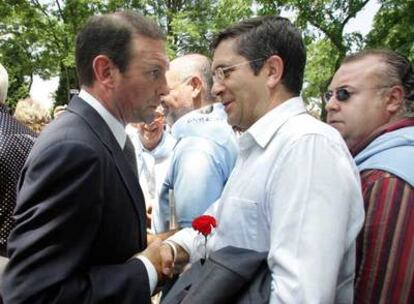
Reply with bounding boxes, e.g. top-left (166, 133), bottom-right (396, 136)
top-left (326, 49), bottom-right (414, 304)
top-left (160, 16), bottom-right (364, 303)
